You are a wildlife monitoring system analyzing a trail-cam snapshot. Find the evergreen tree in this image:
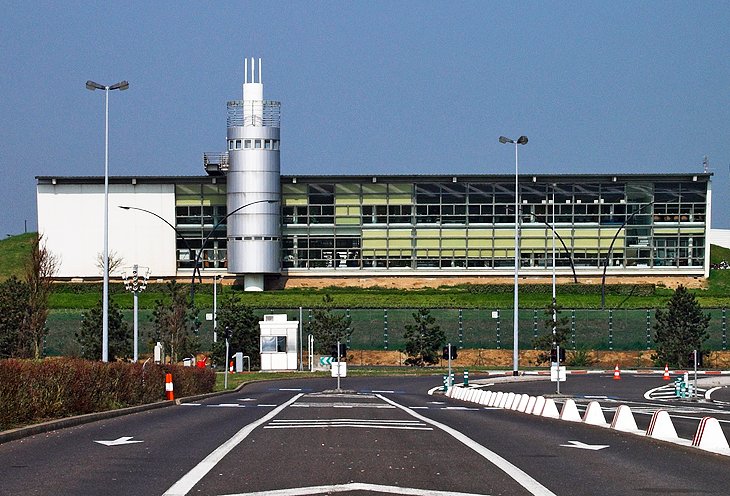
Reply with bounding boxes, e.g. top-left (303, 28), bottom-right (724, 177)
top-left (151, 281), bottom-right (199, 362)
top-left (76, 298), bottom-right (131, 361)
top-left (211, 295), bottom-right (260, 369)
top-left (0, 277), bottom-right (31, 358)
top-left (305, 295), bottom-right (352, 355)
top-left (402, 308), bottom-right (445, 366)
top-left (653, 285), bottom-right (710, 368)
top-left (531, 301), bottom-right (571, 365)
